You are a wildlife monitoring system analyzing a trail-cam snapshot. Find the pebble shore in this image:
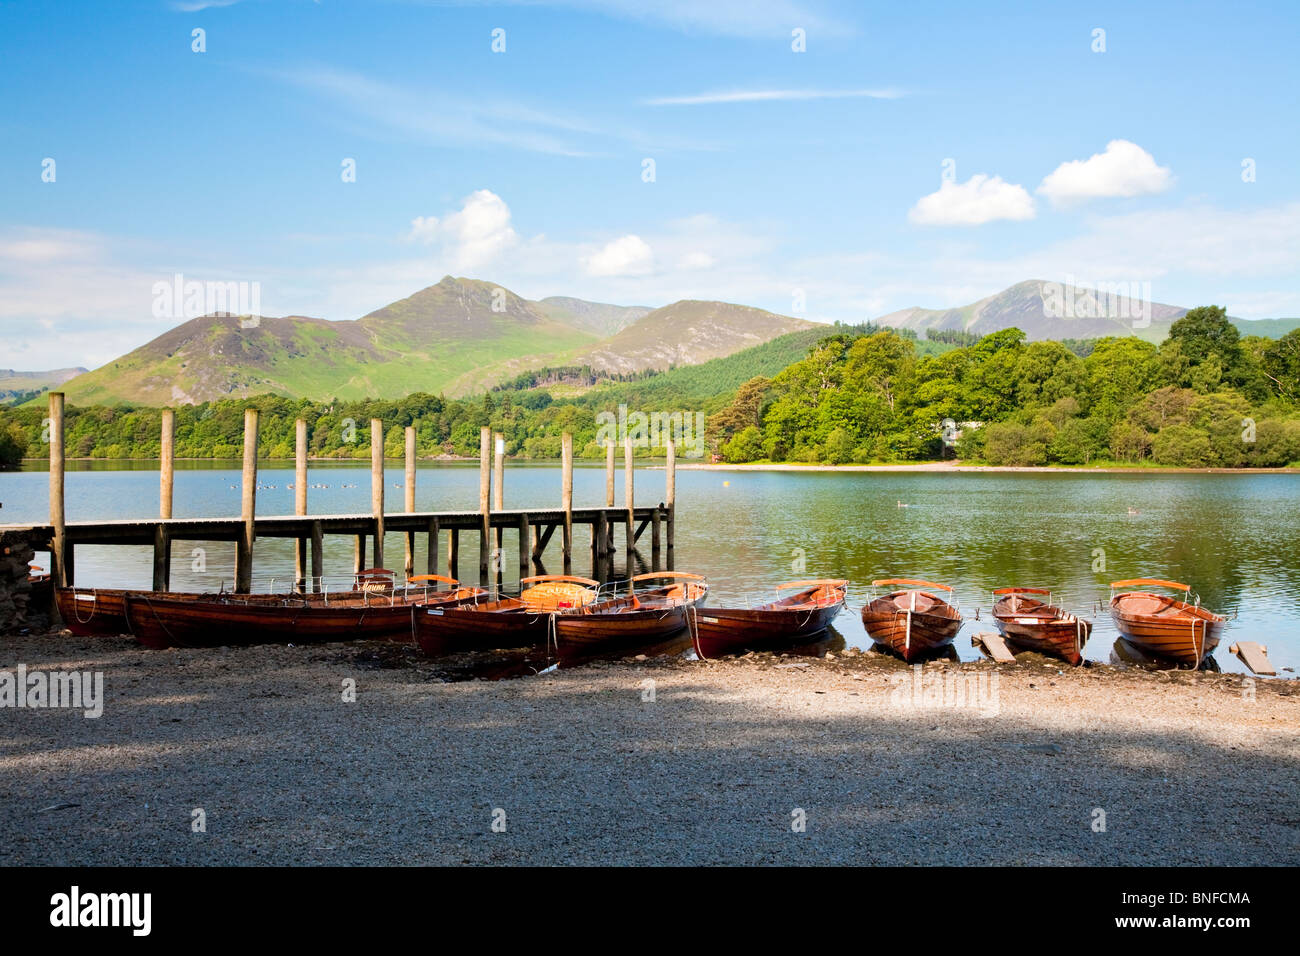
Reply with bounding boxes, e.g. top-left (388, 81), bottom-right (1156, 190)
top-left (2, 632), bottom-right (1296, 866)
